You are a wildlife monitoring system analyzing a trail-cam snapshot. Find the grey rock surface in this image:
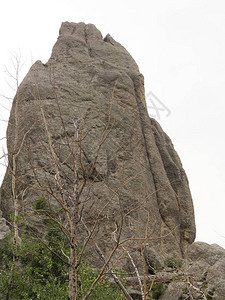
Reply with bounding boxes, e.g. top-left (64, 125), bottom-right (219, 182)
top-left (185, 242), bottom-right (225, 300)
top-left (159, 281), bottom-right (186, 300)
top-left (0, 22), bottom-right (196, 268)
top-left (0, 210), bottom-right (10, 241)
